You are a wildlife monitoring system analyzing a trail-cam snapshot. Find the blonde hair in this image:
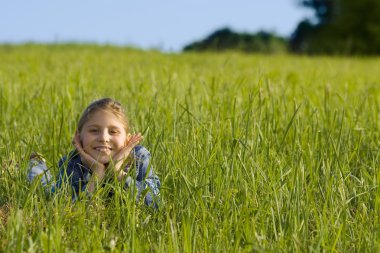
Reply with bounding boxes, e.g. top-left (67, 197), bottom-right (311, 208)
top-left (77, 98), bottom-right (129, 133)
